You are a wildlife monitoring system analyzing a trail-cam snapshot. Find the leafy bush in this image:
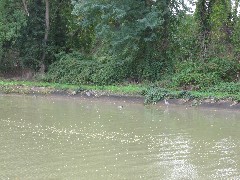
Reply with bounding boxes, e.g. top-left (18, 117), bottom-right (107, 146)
top-left (143, 87), bottom-right (170, 104)
top-left (171, 58), bottom-right (239, 89)
top-left (136, 60), bottom-right (164, 82)
top-left (143, 86), bottom-right (199, 104)
top-left (206, 82), bottom-right (240, 94)
top-left (92, 60), bottom-right (130, 85)
top-left (45, 51), bottom-right (166, 85)
top-left (44, 52), bottom-right (130, 85)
